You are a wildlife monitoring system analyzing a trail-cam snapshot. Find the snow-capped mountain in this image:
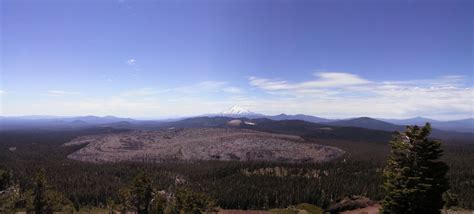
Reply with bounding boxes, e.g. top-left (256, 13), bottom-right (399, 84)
top-left (216, 106), bottom-right (332, 121)
top-left (217, 106), bottom-right (264, 118)
top-left (221, 106), bottom-right (253, 115)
